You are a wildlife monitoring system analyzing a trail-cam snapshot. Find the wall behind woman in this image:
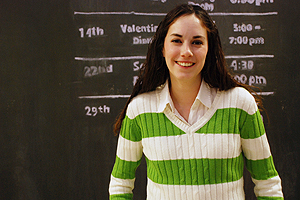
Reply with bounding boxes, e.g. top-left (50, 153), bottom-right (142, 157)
top-left (0, 0), bottom-right (299, 199)
top-left (0, 0), bottom-right (75, 199)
